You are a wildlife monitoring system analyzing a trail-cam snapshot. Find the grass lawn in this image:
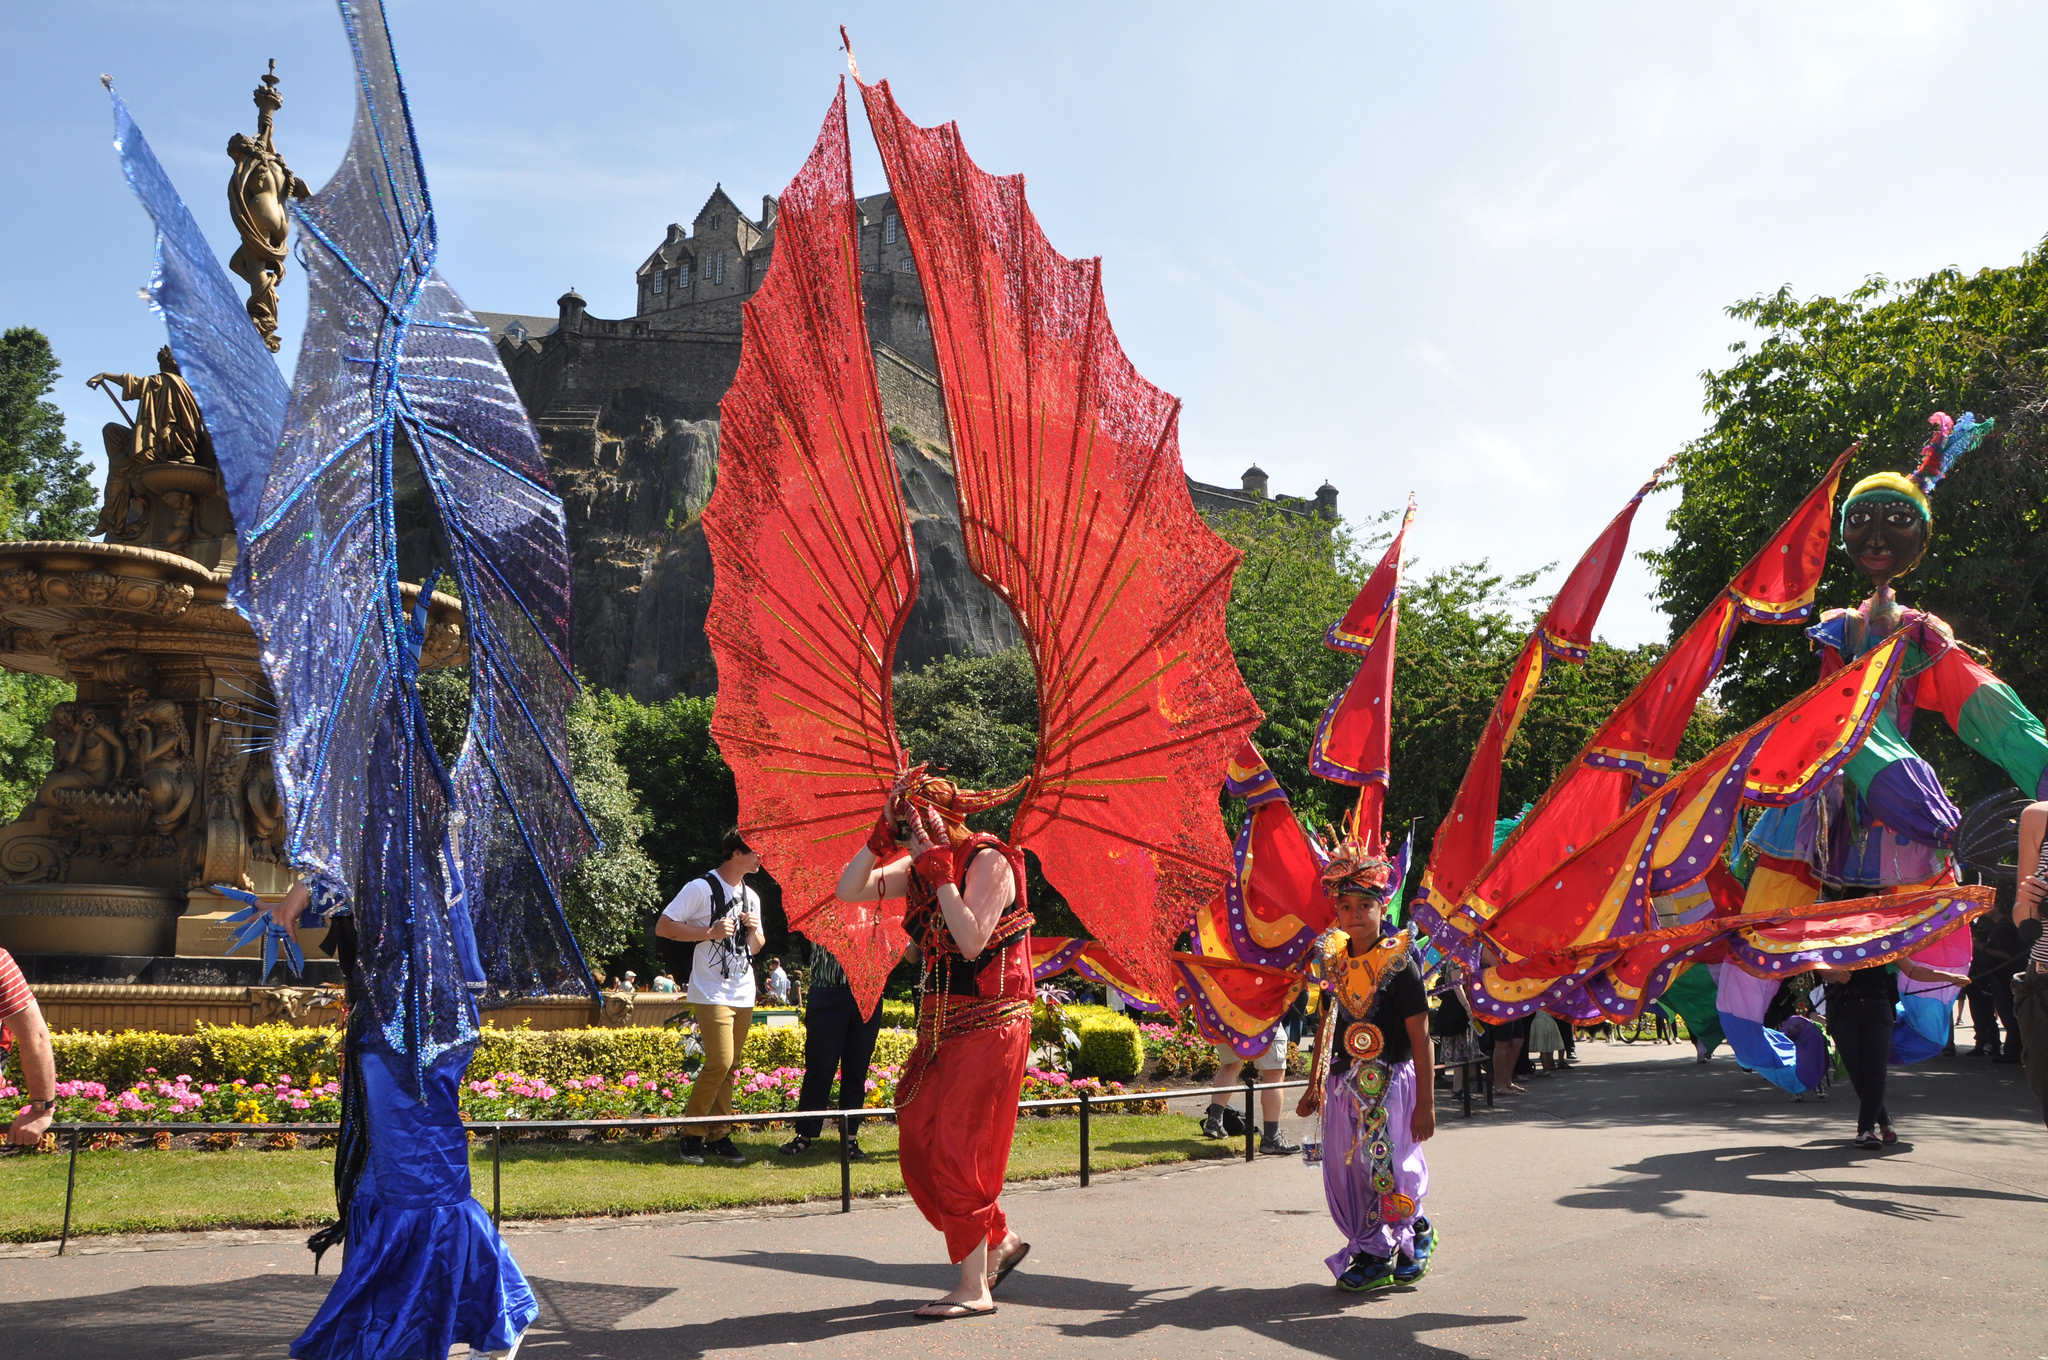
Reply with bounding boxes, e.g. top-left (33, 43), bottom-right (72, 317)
top-left (0, 1113), bottom-right (1232, 1243)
